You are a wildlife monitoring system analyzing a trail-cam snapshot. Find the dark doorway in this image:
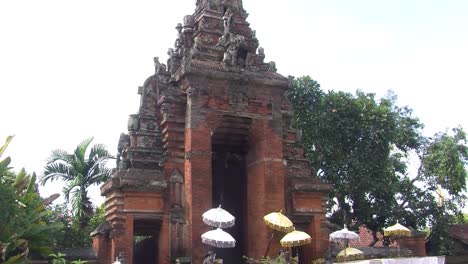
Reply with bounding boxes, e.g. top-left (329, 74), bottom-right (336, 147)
top-left (134, 236), bottom-right (156, 264)
top-left (133, 219), bottom-right (160, 264)
top-left (211, 150), bottom-right (247, 264)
